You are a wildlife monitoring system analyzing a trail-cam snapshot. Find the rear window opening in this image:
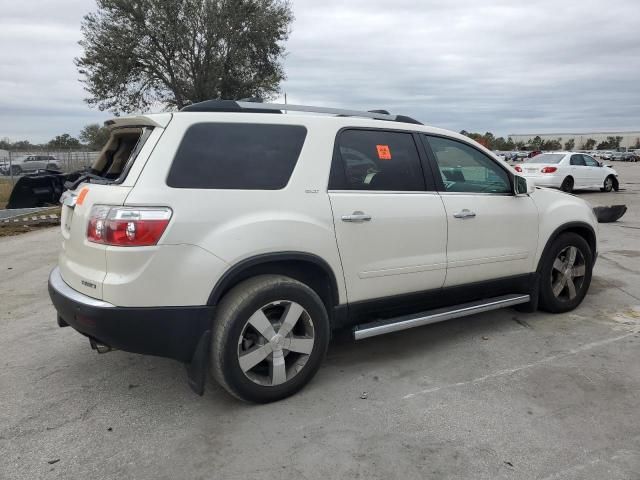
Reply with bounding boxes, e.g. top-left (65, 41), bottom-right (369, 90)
top-left (89, 127), bottom-right (153, 182)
